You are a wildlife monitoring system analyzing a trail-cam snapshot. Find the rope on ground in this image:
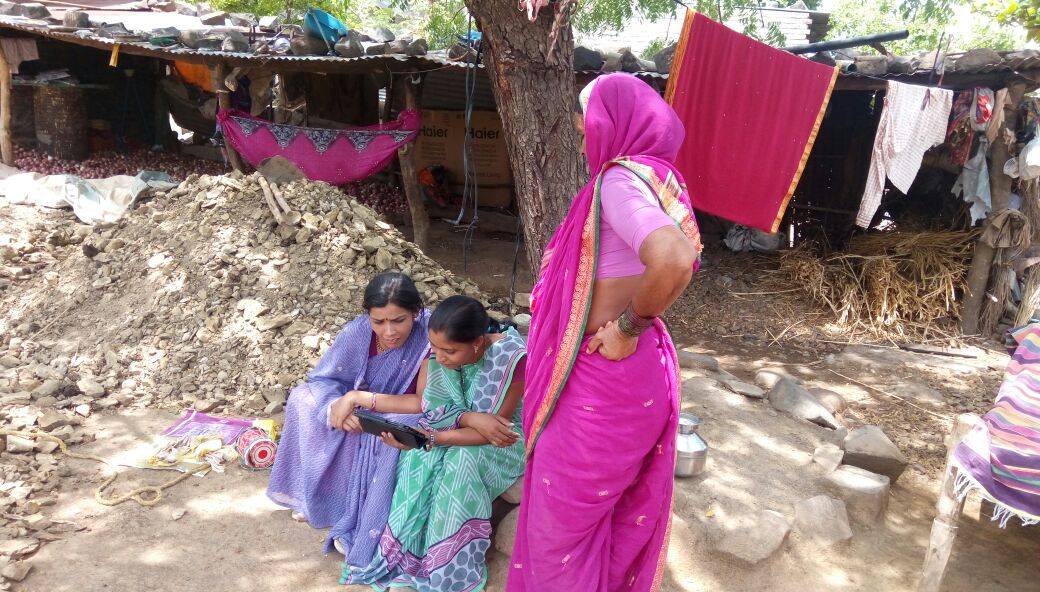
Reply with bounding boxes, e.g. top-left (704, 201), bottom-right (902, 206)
top-left (827, 370), bottom-right (954, 422)
top-left (0, 429), bottom-right (205, 507)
